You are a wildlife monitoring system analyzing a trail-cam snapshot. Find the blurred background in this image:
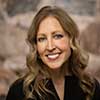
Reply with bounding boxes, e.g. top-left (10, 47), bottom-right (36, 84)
top-left (0, 0), bottom-right (100, 99)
